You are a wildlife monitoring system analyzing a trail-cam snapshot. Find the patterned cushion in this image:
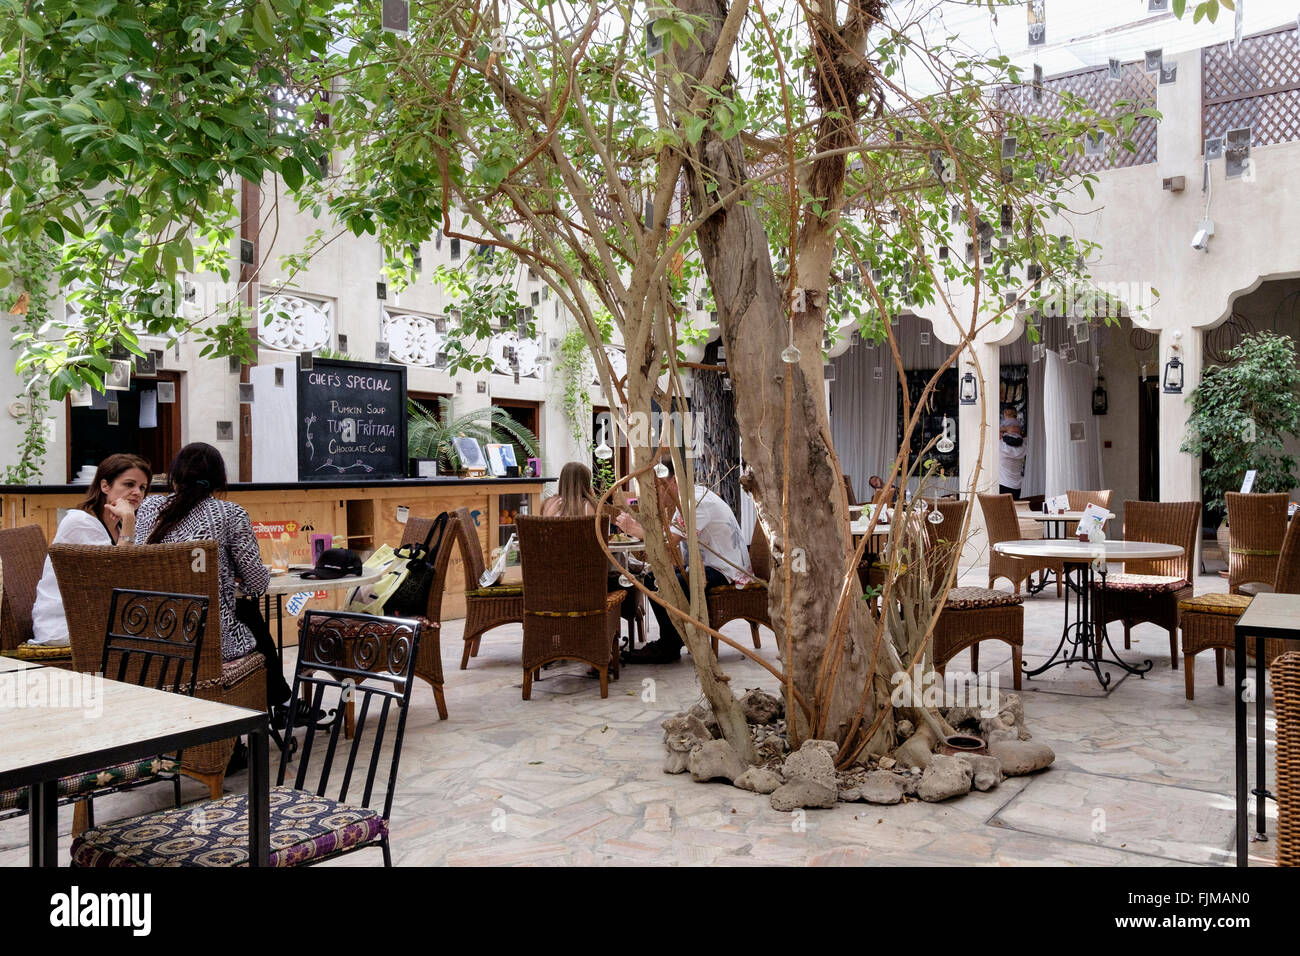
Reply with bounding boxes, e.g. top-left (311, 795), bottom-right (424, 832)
top-left (1, 757), bottom-right (179, 814)
top-left (1179, 592), bottom-right (1253, 615)
top-left (70, 786), bottom-right (385, 867)
top-left (192, 651), bottom-right (264, 693)
top-left (707, 582), bottom-right (767, 594)
top-left (1095, 573), bottom-right (1186, 594)
top-left (466, 585), bottom-right (523, 598)
top-left (3, 643), bottom-right (72, 662)
top-left (944, 587), bottom-right (1024, 610)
